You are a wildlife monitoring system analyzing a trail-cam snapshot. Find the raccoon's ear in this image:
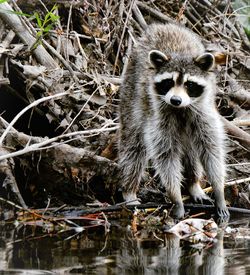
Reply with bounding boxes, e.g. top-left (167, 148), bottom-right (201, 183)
top-left (195, 53), bottom-right (215, 71)
top-left (148, 50), bottom-right (170, 68)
